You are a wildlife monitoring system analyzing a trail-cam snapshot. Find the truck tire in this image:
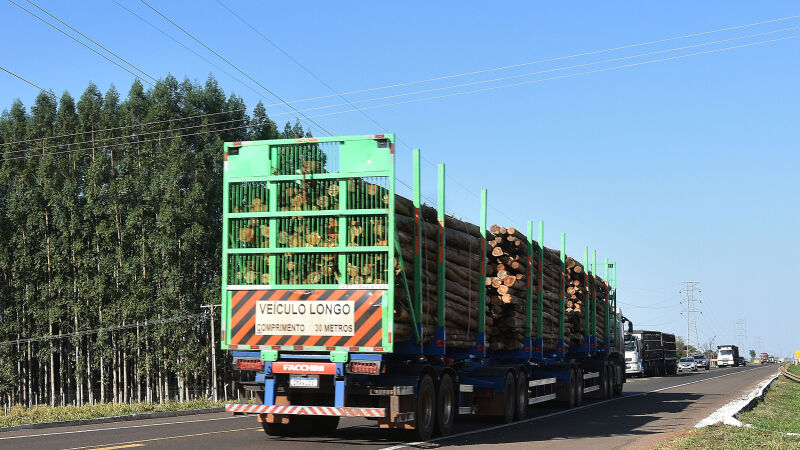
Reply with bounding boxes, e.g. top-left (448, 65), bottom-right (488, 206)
top-left (414, 374), bottom-right (436, 441)
top-left (435, 374), bottom-right (455, 437)
top-left (613, 367), bottom-right (623, 397)
top-left (600, 364), bottom-right (610, 400)
top-left (502, 372), bottom-right (516, 423)
top-left (574, 368), bottom-right (583, 407)
top-left (515, 371), bottom-right (528, 420)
